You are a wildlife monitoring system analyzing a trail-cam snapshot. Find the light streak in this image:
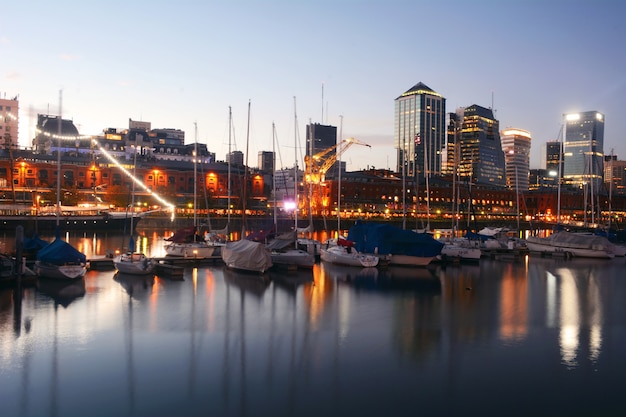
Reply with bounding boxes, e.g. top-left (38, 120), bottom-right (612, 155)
top-left (91, 139), bottom-right (176, 220)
